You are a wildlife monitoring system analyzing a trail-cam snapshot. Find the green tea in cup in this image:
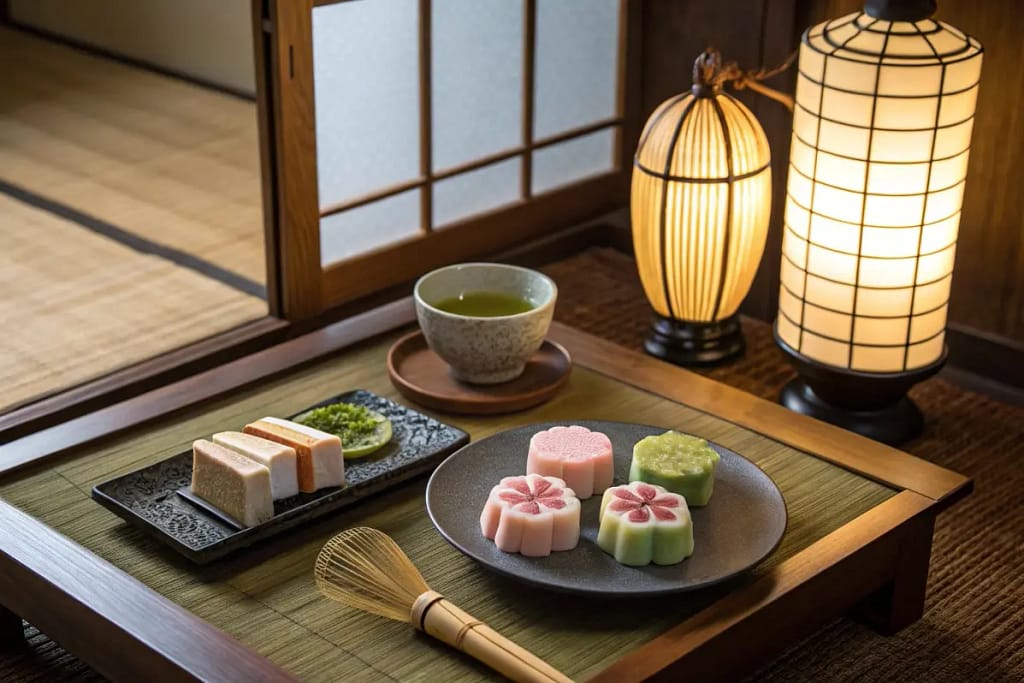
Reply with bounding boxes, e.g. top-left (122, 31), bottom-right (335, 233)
top-left (433, 291), bottom-right (534, 317)
top-left (415, 262), bottom-right (557, 384)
